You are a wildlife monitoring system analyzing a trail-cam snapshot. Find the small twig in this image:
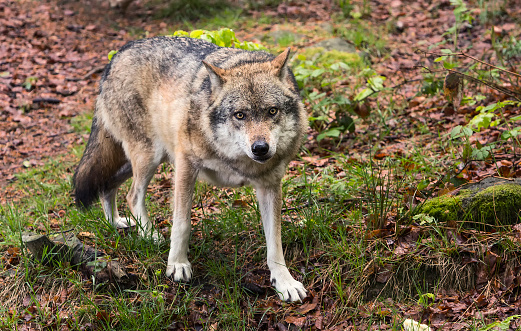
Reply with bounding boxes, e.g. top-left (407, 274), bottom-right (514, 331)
top-left (67, 65), bottom-right (105, 82)
top-left (420, 49), bottom-right (521, 79)
top-left (33, 97), bottom-right (61, 104)
top-left (48, 130), bottom-right (73, 138)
